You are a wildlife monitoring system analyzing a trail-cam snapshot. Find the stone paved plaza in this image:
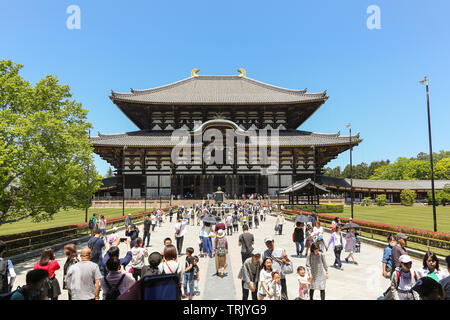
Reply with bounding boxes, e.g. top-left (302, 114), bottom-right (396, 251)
top-left (11, 212), bottom-right (429, 300)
